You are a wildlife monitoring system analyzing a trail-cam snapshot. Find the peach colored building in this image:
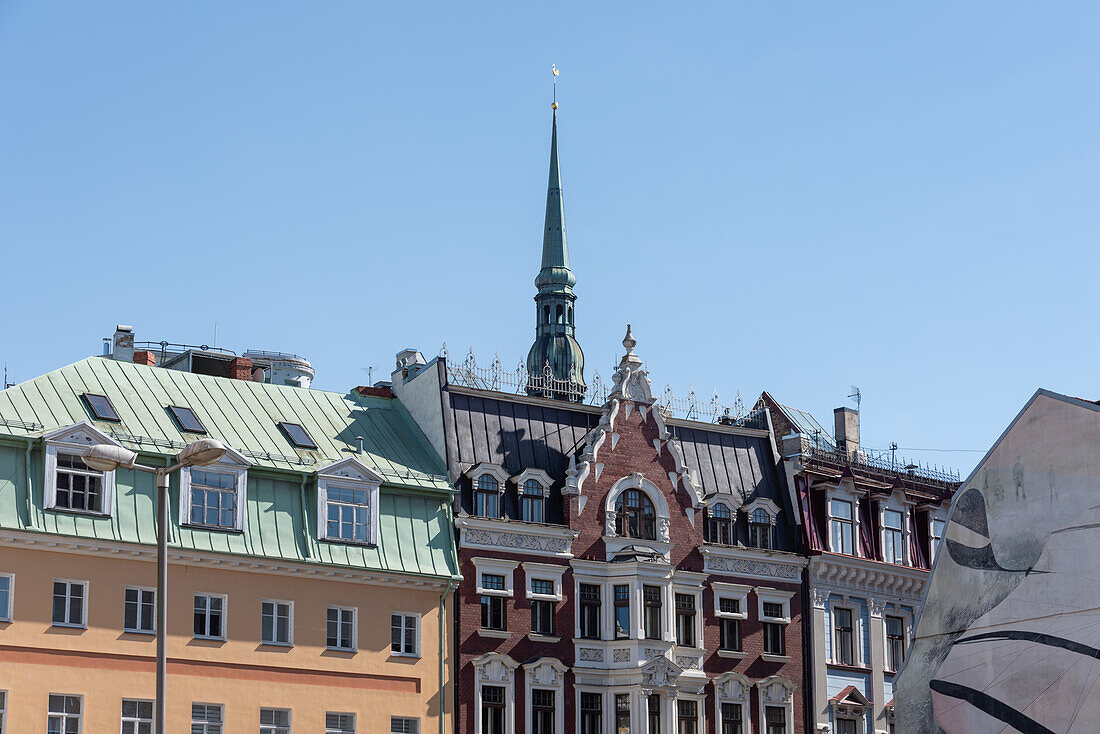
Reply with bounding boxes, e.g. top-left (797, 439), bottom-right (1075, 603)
top-left (0, 354), bottom-right (459, 734)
